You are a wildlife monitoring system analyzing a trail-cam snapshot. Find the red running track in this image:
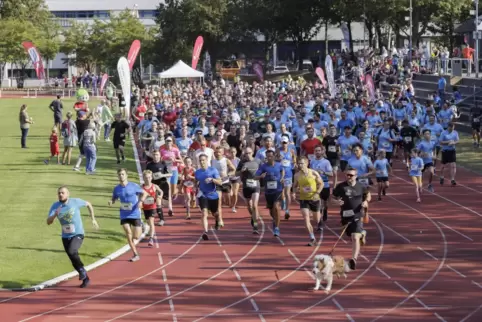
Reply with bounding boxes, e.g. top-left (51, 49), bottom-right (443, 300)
top-left (1, 161), bottom-right (482, 322)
